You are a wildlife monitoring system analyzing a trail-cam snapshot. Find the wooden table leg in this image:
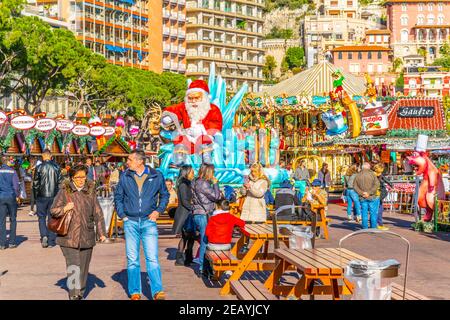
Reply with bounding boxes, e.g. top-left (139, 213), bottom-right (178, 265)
top-left (307, 278), bottom-right (315, 300)
top-left (220, 239), bottom-right (265, 296)
top-left (288, 276), bottom-right (306, 299)
top-left (231, 235), bottom-right (246, 257)
top-left (320, 209), bottom-right (329, 240)
top-left (264, 257), bottom-right (286, 291)
top-left (331, 279), bottom-right (341, 300)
